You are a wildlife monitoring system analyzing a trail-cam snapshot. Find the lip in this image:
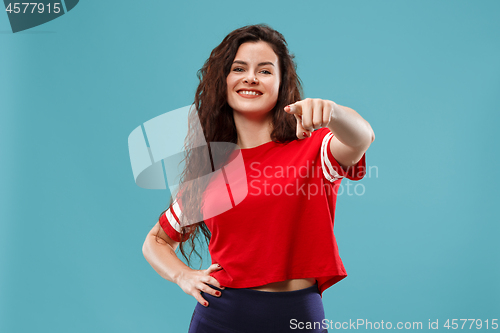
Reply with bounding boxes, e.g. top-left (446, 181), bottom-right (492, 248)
top-left (236, 89), bottom-right (263, 98)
